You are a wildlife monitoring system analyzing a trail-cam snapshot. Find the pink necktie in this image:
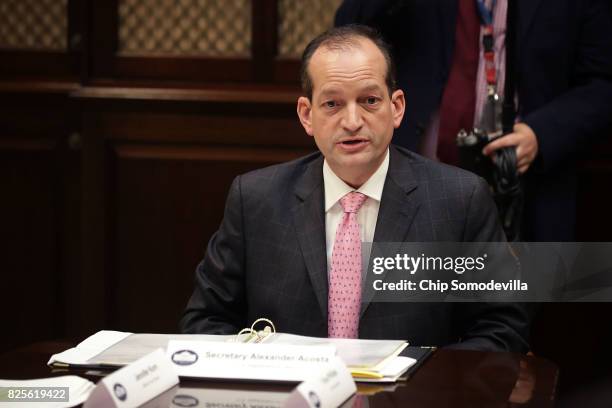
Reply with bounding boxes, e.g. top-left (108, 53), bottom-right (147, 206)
top-left (328, 192), bottom-right (368, 338)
